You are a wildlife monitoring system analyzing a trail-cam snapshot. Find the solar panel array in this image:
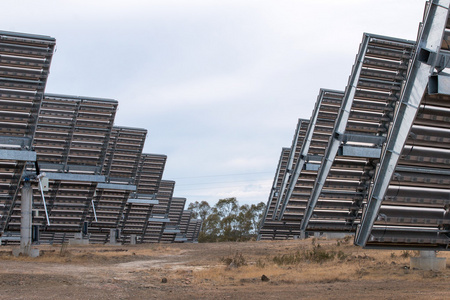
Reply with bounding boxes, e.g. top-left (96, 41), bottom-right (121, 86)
top-left (186, 218), bottom-right (202, 243)
top-left (175, 210), bottom-right (192, 242)
top-left (161, 197), bottom-right (186, 243)
top-left (0, 31), bottom-right (201, 245)
top-left (144, 180), bottom-right (175, 243)
top-left (259, 0), bottom-right (450, 250)
top-left (88, 126), bottom-right (147, 243)
top-left (121, 153), bottom-right (166, 243)
top-left (258, 118), bottom-right (309, 240)
top-left (31, 94), bottom-right (117, 238)
top-left (279, 89), bottom-right (345, 224)
top-left (258, 147), bottom-right (295, 240)
top-left (0, 31), bottom-right (55, 235)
